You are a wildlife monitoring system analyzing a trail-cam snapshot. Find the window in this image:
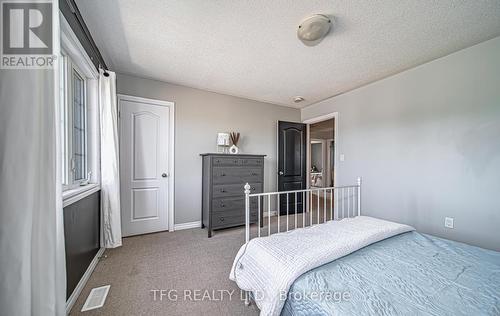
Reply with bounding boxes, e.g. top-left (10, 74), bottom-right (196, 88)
top-left (72, 69), bottom-right (86, 181)
top-left (59, 15), bottom-right (100, 199)
top-left (60, 51), bottom-right (89, 188)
